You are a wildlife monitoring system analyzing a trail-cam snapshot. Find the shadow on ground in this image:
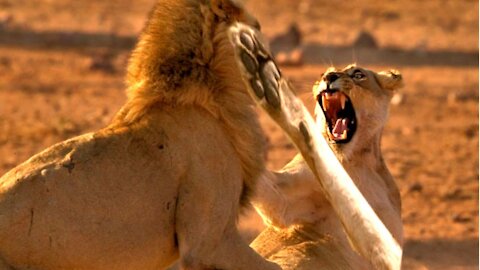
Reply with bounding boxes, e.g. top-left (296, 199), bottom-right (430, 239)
top-left (0, 27), bottom-right (135, 51)
top-left (302, 44), bottom-right (478, 67)
top-left (0, 27), bottom-right (477, 67)
top-left (403, 238), bottom-right (479, 269)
